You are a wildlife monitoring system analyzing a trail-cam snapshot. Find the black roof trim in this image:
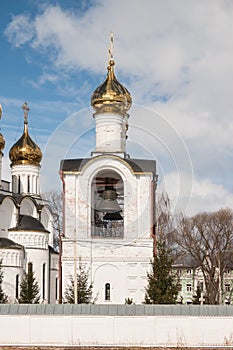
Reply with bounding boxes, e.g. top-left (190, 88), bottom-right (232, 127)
top-left (60, 156), bottom-right (156, 174)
